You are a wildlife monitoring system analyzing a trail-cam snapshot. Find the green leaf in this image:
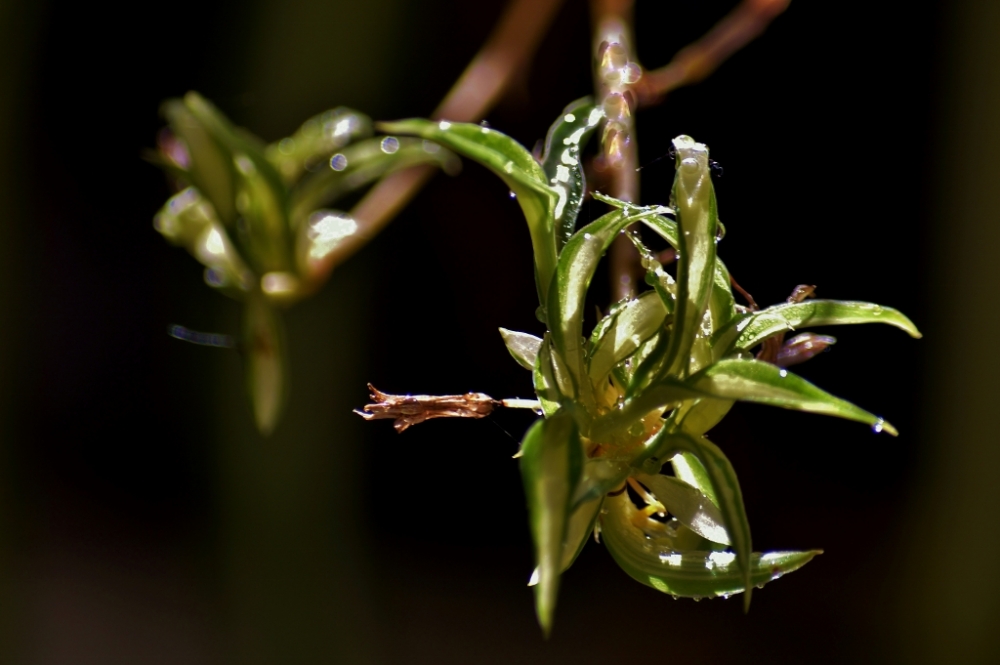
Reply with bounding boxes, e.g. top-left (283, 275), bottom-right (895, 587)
top-left (571, 457), bottom-right (633, 510)
top-left (547, 206), bottom-right (671, 404)
top-left (182, 92), bottom-right (294, 275)
top-left (532, 335), bottom-right (561, 417)
top-left (289, 136), bottom-right (459, 229)
top-left (601, 493), bottom-right (819, 600)
top-left (519, 411), bottom-right (582, 636)
top-left (713, 300), bottom-right (923, 355)
top-left (589, 380), bottom-right (702, 441)
top-left (709, 257), bottom-right (738, 332)
top-left (539, 98), bottom-right (603, 248)
top-left (689, 358), bottom-right (897, 435)
top-left (671, 452), bottom-right (718, 506)
top-left (500, 328), bottom-right (543, 370)
top-left (601, 356), bottom-right (896, 440)
top-left (634, 472), bottom-right (730, 545)
top-left (529, 496), bottom-right (604, 587)
top-left (655, 432), bottom-right (754, 609)
top-left (153, 188), bottom-right (252, 298)
top-left (587, 291), bottom-right (668, 385)
top-left (161, 98), bottom-right (239, 226)
top-left (265, 107), bottom-right (372, 183)
top-left (637, 212), bottom-right (734, 334)
top-left (243, 292), bottom-right (288, 436)
top-left (378, 118), bottom-right (560, 306)
top-left (661, 136), bottom-right (718, 379)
